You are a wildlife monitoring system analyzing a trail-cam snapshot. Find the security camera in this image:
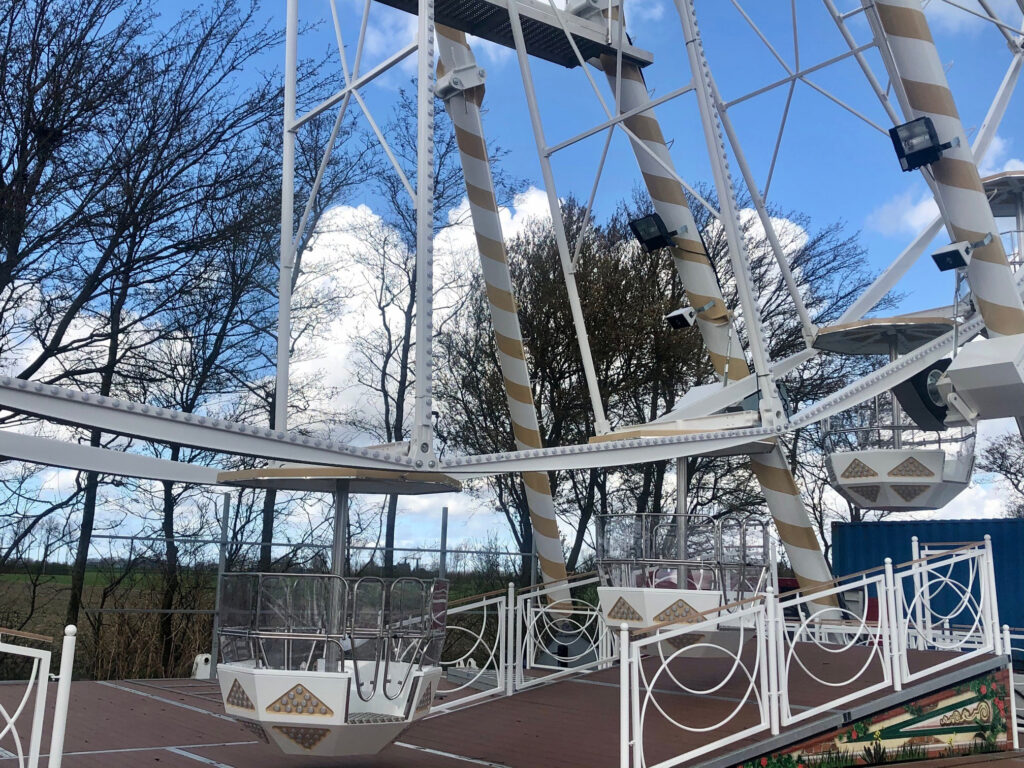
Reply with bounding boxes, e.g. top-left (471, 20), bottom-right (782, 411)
top-left (665, 306), bottom-right (697, 329)
top-left (931, 241), bottom-right (972, 272)
top-left (932, 233), bottom-right (992, 272)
